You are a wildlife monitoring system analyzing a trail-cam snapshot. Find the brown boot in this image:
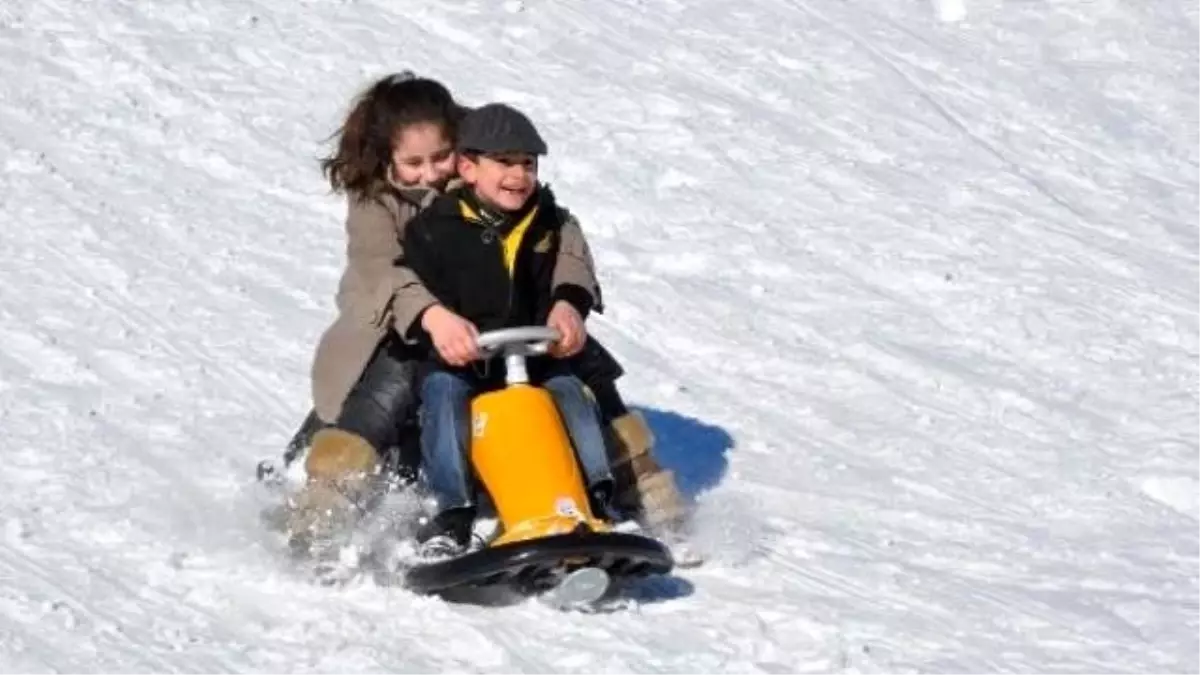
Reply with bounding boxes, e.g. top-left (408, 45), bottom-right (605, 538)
top-left (608, 411), bottom-right (689, 531)
top-left (286, 427), bottom-right (380, 555)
